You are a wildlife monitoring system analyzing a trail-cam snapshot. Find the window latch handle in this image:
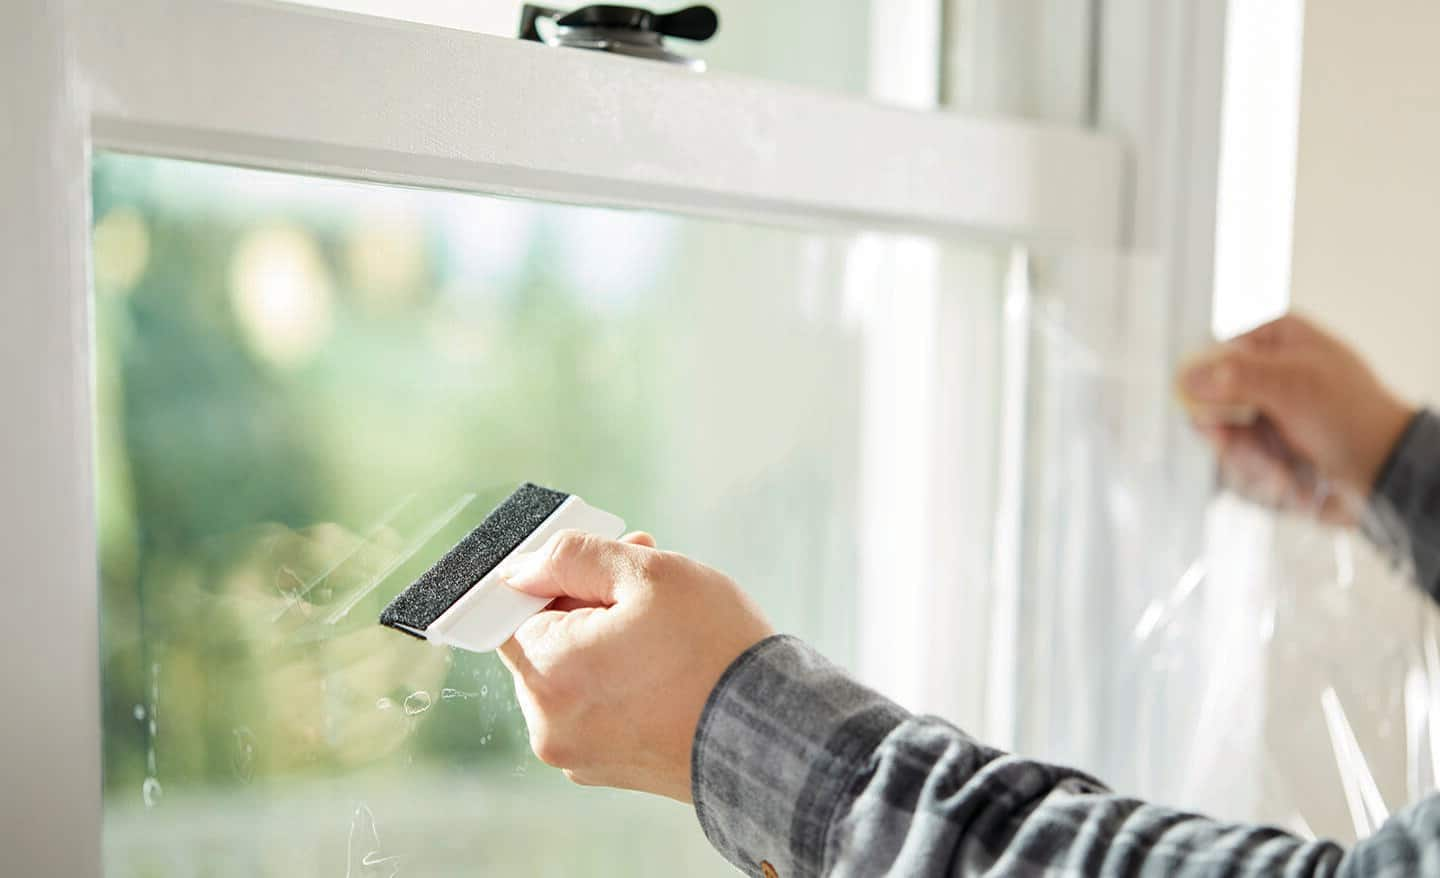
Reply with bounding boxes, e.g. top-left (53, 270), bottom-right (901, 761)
top-left (518, 4), bottom-right (719, 70)
top-left (652, 6), bottom-right (720, 42)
